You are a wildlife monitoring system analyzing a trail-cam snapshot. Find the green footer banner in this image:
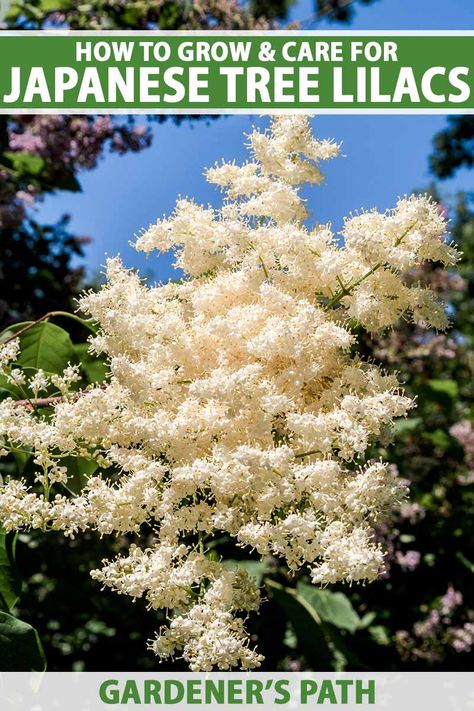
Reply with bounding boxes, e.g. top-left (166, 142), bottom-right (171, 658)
top-left (0, 30), bottom-right (473, 113)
